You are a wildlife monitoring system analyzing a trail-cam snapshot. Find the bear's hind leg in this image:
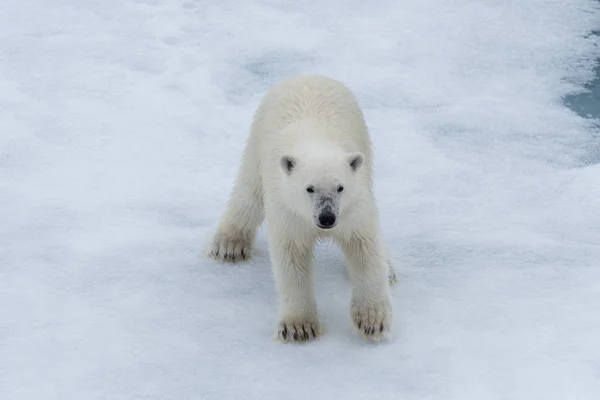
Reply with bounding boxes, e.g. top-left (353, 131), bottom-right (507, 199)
top-left (209, 148), bottom-right (264, 263)
top-left (384, 244), bottom-right (399, 286)
top-left (388, 260), bottom-right (398, 286)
